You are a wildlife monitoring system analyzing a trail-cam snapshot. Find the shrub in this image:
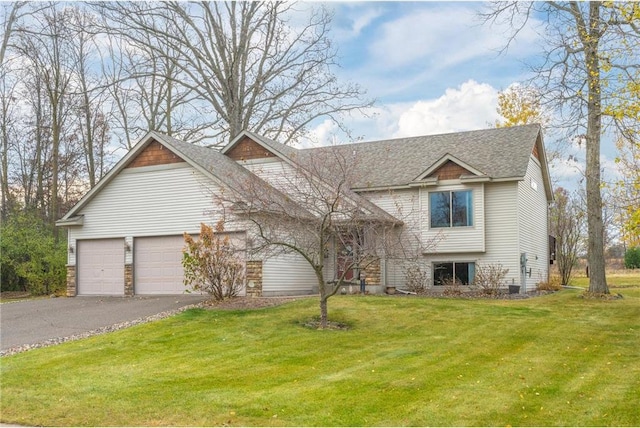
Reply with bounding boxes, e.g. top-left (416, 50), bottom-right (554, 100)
top-left (442, 277), bottom-right (464, 296)
top-left (404, 264), bottom-right (430, 293)
top-left (472, 263), bottom-right (509, 295)
top-left (537, 275), bottom-right (562, 291)
top-left (182, 221), bottom-right (245, 301)
top-left (624, 247), bottom-right (640, 269)
top-left (0, 210), bottom-right (67, 295)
